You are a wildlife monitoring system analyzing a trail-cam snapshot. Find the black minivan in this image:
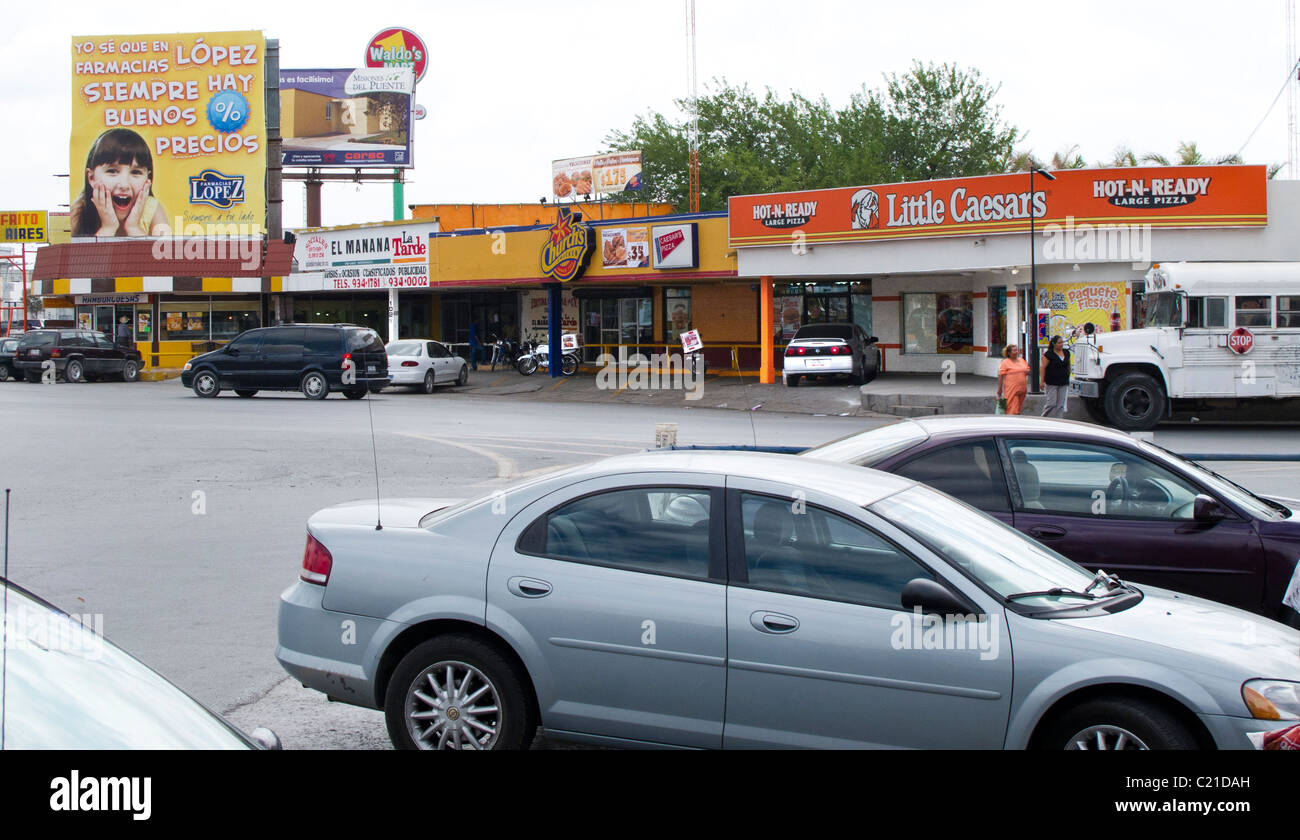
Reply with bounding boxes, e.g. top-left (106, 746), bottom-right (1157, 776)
top-left (181, 324), bottom-right (388, 400)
